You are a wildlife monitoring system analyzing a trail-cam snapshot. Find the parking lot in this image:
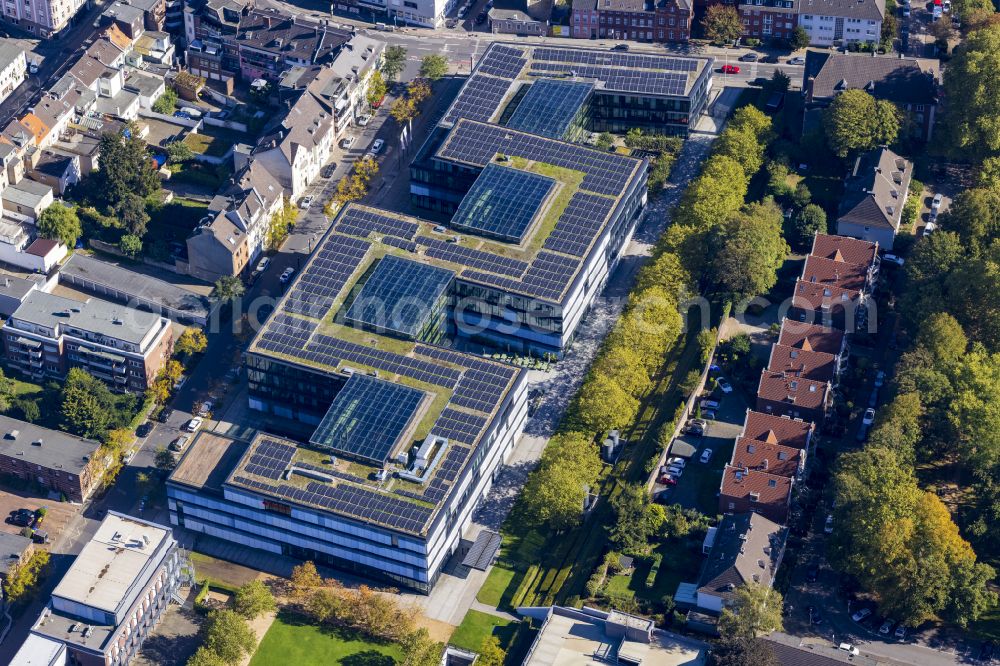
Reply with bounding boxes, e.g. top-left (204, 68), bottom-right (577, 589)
top-left (0, 487), bottom-right (83, 546)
